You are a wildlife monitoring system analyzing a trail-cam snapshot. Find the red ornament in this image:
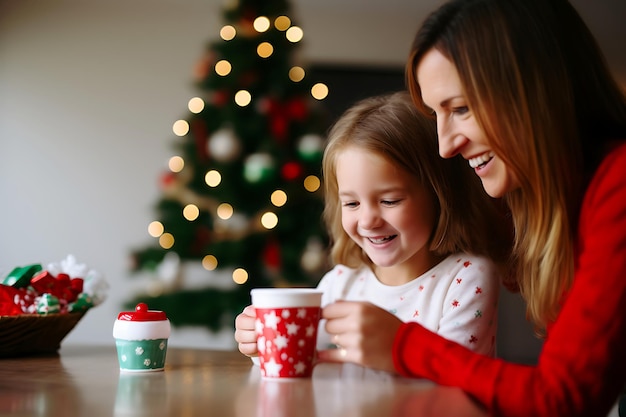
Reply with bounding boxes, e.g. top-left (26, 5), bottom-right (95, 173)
top-left (262, 239), bottom-right (281, 271)
top-left (160, 171), bottom-right (177, 189)
top-left (212, 90), bottom-right (229, 107)
top-left (287, 98), bottom-right (308, 121)
top-left (281, 161), bottom-right (303, 181)
top-left (190, 227), bottom-right (212, 256)
top-left (191, 118), bottom-right (209, 161)
top-left (263, 97), bottom-right (310, 141)
top-left (194, 52), bottom-right (214, 81)
top-left (271, 117), bottom-right (288, 141)
top-left (239, 71), bottom-right (259, 87)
